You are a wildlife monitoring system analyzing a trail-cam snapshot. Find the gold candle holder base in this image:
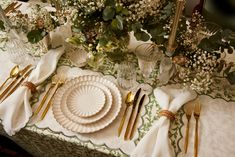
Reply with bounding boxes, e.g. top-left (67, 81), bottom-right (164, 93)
top-left (165, 42), bottom-right (178, 57)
